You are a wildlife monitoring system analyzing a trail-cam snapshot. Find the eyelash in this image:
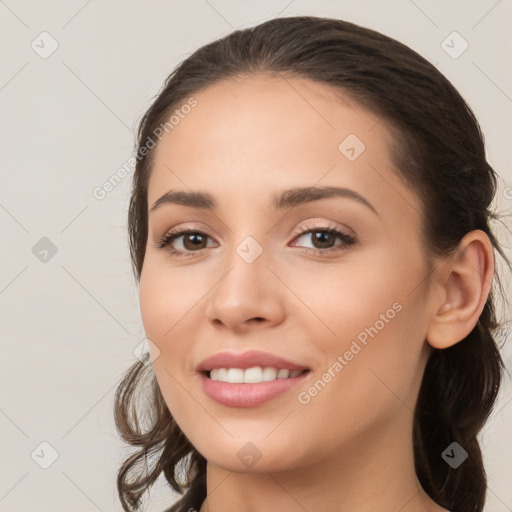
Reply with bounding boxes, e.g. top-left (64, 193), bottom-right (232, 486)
top-left (155, 222), bottom-right (356, 258)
